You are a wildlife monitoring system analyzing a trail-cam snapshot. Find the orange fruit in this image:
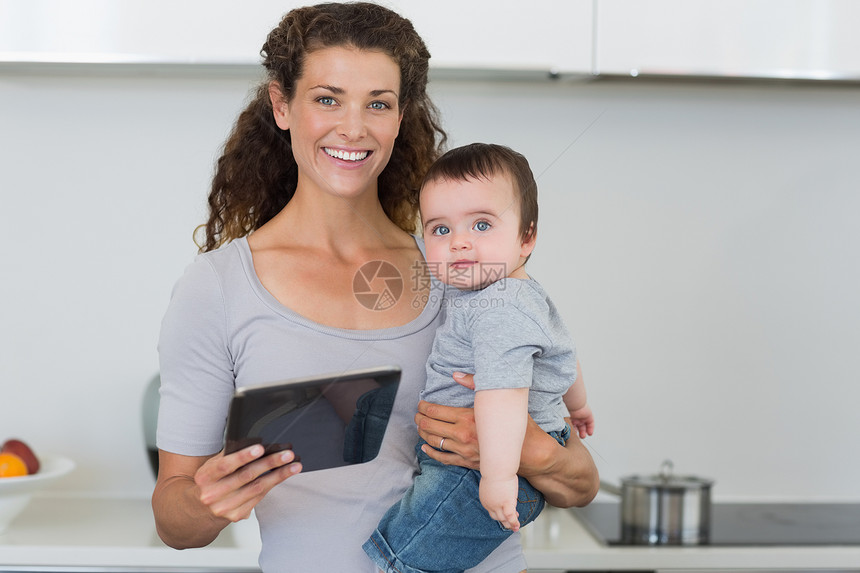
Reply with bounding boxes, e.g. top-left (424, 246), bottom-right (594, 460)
top-left (1, 439), bottom-right (40, 474)
top-left (0, 452), bottom-right (28, 477)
